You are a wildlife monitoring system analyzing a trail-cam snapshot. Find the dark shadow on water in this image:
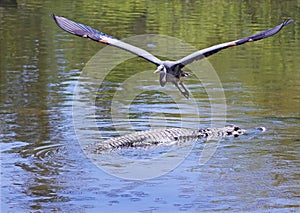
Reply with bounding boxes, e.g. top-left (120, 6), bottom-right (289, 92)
top-left (0, 0), bottom-right (17, 7)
